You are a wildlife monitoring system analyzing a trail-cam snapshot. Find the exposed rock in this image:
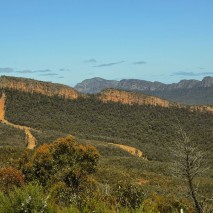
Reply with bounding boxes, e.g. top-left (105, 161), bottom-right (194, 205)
top-left (99, 89), bottom-right (175, 107)
top-left (0, 76), bottom-right (81, 99)
top-left (1, 75), bottom-right (213, 113)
